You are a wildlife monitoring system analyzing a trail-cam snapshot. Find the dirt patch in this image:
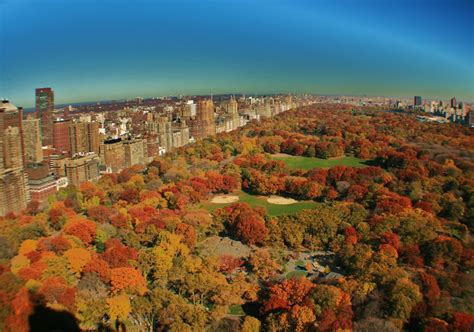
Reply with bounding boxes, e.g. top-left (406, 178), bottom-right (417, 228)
top-left (267, 195), bottom-right (297, 205)
top-left (211, 195), bottom-right (239, 204)
top-left (198, 236), bottom-right (251, 258)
